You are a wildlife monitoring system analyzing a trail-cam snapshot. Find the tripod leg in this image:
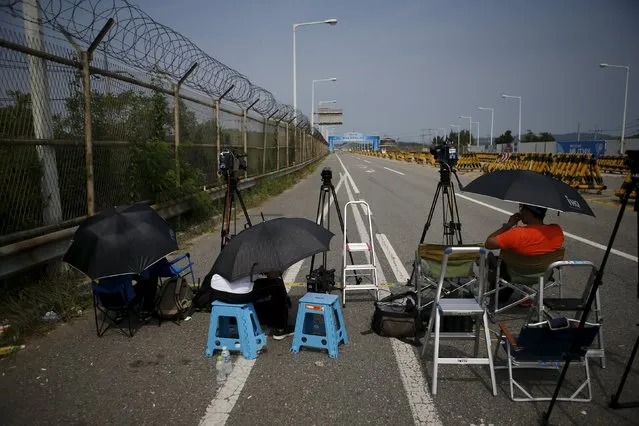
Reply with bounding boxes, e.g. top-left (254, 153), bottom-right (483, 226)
top-left (309, 187), bottom-right (328, 274)
top-left (449, 184), bottom-right (463, 245)
top-left (235, 187), bottom-right (252, 227)
top-left (221, 180), bottom-right (232, 249)
top-left (420, 183), bottom-right (442, 244)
